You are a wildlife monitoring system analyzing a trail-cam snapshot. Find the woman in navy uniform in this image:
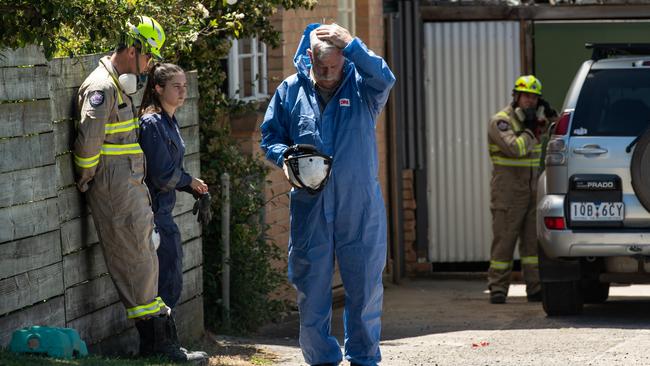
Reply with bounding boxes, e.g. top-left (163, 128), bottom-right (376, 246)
top-left (139, 63), bottom-right (209, 309)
